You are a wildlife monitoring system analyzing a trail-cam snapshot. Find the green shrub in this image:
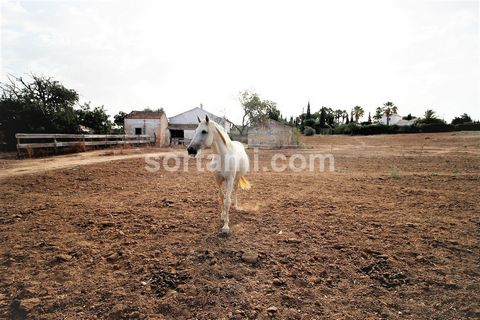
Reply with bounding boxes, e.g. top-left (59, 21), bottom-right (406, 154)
top-left (304, 126), bottom-right (315, 136)
top-left (454, 122), bottom-right (480, 131)
top-left (332, 123), bottom-right (359, 135)
top-left (328, 121), bottom-right (479, 136)
top-left (304, 118), bottom-right (316, 128)
top-left (416, 123), bottom-right (454, 132)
